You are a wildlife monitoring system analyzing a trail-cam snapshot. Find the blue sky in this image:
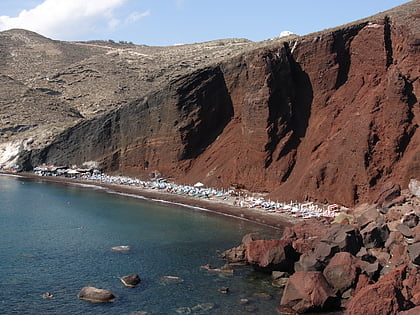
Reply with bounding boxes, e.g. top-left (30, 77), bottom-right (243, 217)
top-left (0, 0), bottom-right (411, 46)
